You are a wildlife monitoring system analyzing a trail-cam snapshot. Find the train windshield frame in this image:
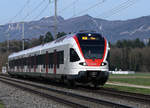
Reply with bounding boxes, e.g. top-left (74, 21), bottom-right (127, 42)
top-left (77, 33), bottom-right (105, 59)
